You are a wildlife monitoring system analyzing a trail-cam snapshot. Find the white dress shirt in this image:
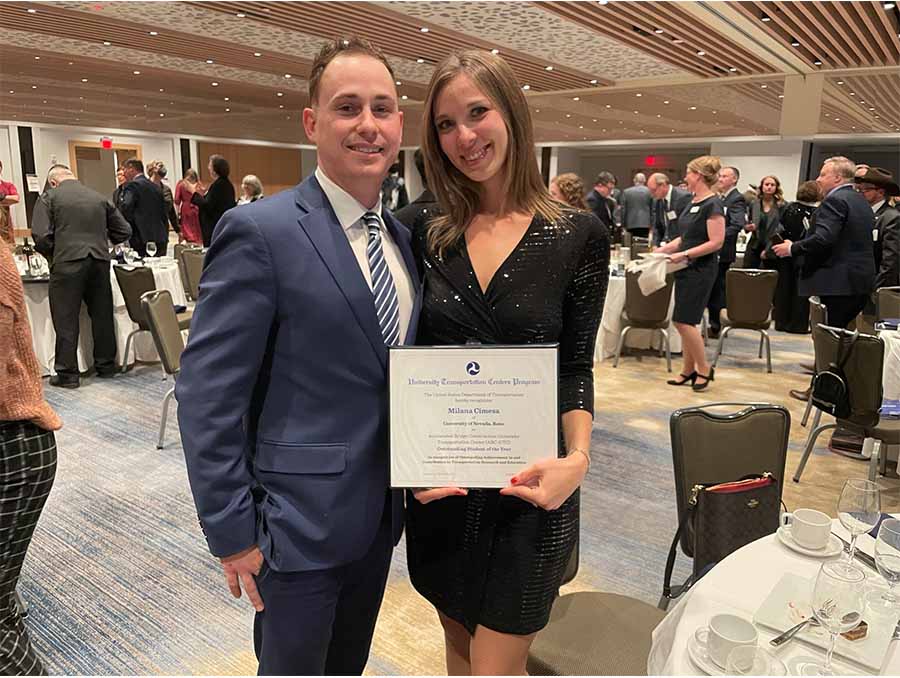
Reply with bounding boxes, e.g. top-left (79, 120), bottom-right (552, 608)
top-left (872, 199), bottom-right (886, 214)
top-left (315, 168), bottom-right (414, 344)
